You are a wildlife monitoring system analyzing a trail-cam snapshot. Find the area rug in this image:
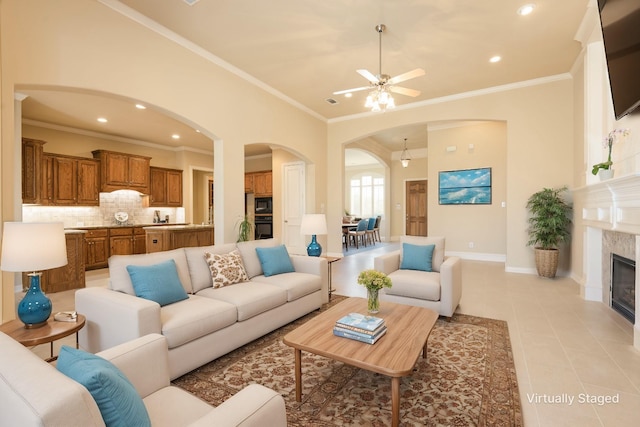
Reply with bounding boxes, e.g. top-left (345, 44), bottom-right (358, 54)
top-left (173, 297), bottom-right (522, 426)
